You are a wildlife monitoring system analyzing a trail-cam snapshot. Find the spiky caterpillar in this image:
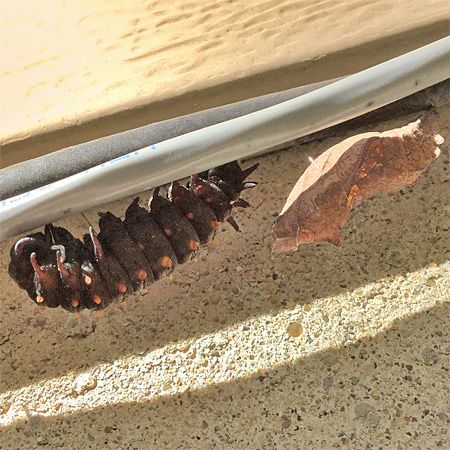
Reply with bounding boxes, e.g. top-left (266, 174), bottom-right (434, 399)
top-left (8, 162), bottom-right (258, 313)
